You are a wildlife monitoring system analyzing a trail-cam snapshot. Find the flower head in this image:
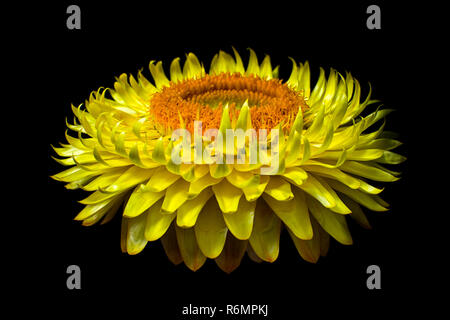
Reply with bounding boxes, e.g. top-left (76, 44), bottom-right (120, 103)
top-left (51, 48), bottom-right (404, 272)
